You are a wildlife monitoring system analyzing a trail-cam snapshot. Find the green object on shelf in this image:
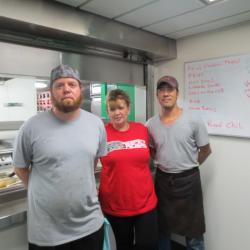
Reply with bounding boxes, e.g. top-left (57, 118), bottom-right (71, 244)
top-left (101, 83), bottom-right (108, 119)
